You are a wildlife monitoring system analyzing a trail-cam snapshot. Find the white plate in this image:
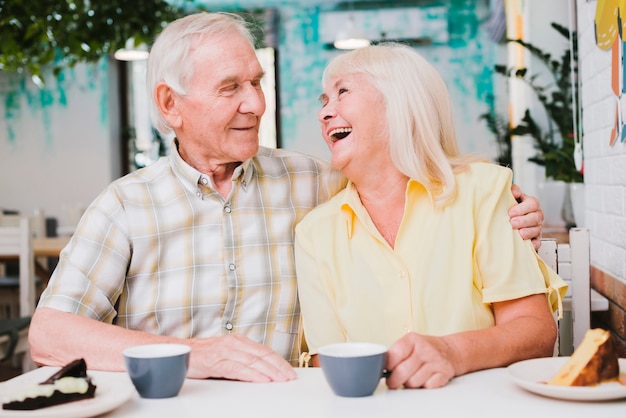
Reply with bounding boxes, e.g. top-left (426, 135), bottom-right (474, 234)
top-left (507, 357), bottom-right (626, 401)
top-left (0, 370), bottom-right (134, 418)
